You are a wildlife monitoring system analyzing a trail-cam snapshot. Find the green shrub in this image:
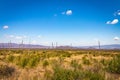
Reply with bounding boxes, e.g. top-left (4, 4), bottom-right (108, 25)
top-left (70, 60), bottom-right (81, 70)
top-left (100, 59), bottom-right (108, 66)
top-left (6, 55), bottom-right (14, 62)
top-left (85, 71), bottom-right (105, 80)
top-left (52, 66), bottom-right (77, 80)
top-left (28, 57), bottom-right (38, 68)
top-left (82, 58), bottom-right (91, 65)
top-left (106, 54), bottom-right (120, 74)
top-left (52, 64), bottom-right (104, 80)
top-left (43, 60), bottom-right (49, 68)
top-left (19, 57), bottom-right (29, 68)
